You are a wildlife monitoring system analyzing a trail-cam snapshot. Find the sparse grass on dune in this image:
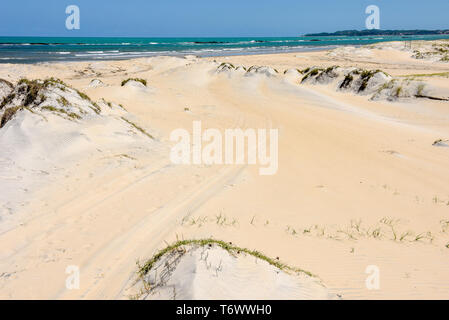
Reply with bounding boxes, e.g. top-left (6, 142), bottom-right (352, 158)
top-left (301, 67), bottom-right (323, 82)
top-left (121, 78), bottom-right (147, 87)
top-left (121, 117), bottom-right (154, 139)
top-left (41, 105), bottom-right (81, 120)
top-left (0, 93), bottom-right (16, 109)
top-left (0, 77), bottom-right (106, 127)
top-left (399, 72), bottom-right (449, 79)
top-left (180, 214), bottom-right (448, 247)
top-left (0, 106), bottom-right (22, 128)
top-left (137, 238), bottom-right (315, 280)
top-left (0, 78), bottom-right (14, 89)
